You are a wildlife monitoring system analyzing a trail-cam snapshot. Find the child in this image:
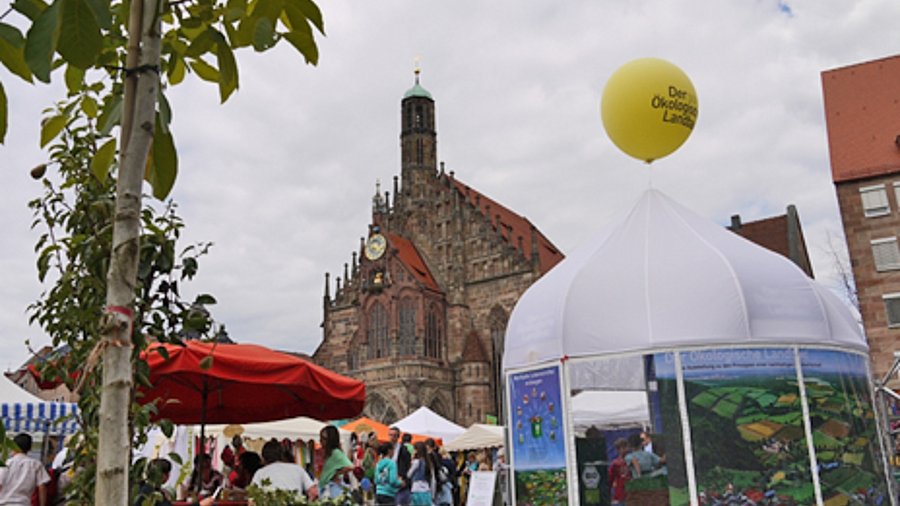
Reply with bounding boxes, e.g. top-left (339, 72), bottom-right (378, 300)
top-left (608, 438), bottom-right (631, 505)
